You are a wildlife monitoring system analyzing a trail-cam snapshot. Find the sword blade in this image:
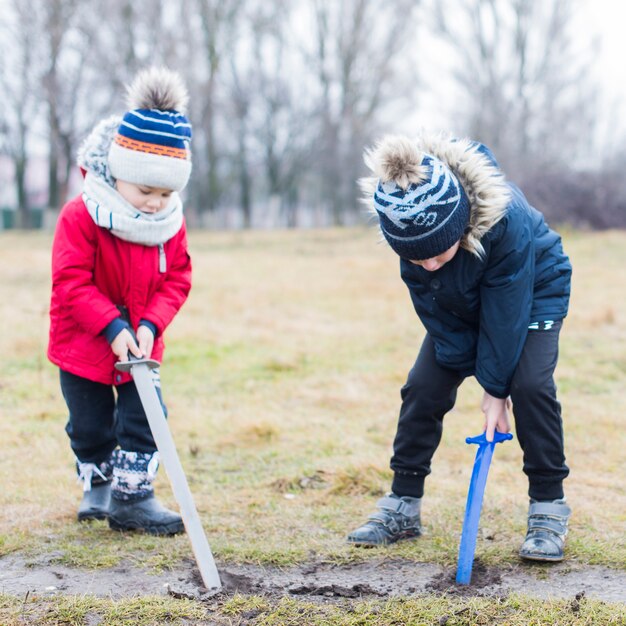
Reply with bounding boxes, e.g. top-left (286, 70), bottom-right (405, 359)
top-left (130, 362), bottom-right (221, 590)
top-left (456, 442), bottom-right (494, 584)
top-left (456, 431), bottom-right (513, 585)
